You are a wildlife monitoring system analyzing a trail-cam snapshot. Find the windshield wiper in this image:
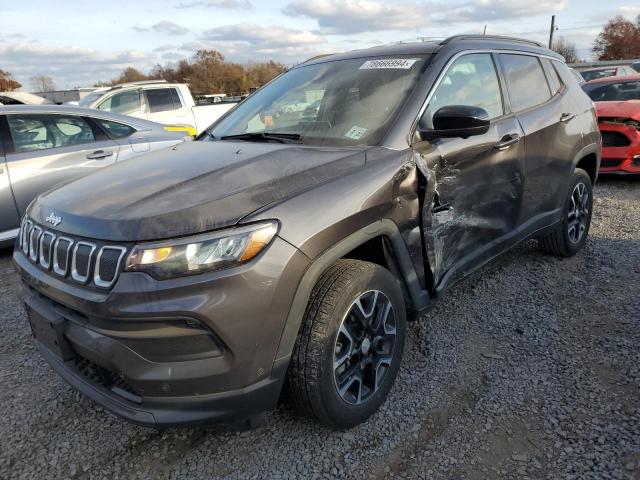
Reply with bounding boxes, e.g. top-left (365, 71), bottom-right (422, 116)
top-left (220, 132), bottom-right (302, 144)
